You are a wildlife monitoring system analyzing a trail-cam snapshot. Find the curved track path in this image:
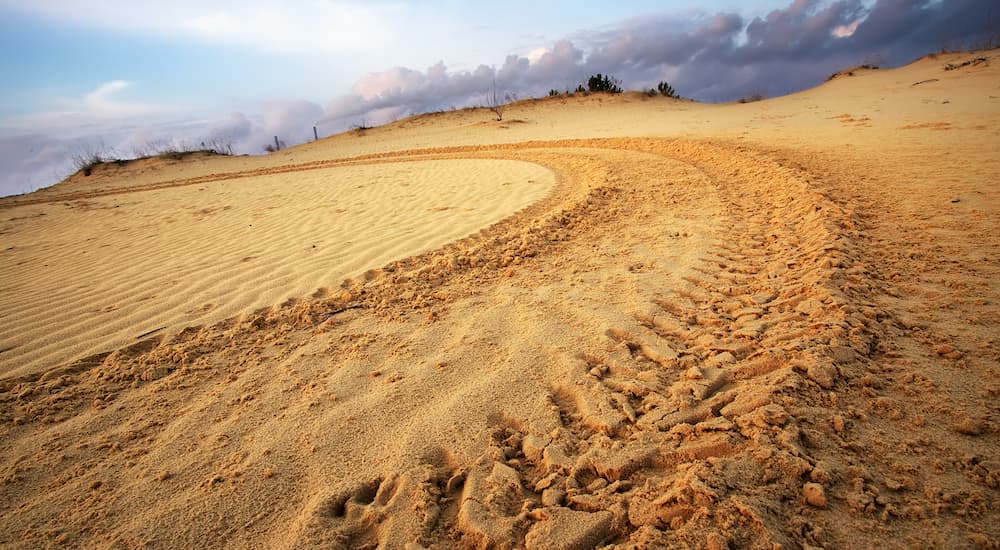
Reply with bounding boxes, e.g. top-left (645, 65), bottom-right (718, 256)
top-left (1, 138), bottom-right (995, 548)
